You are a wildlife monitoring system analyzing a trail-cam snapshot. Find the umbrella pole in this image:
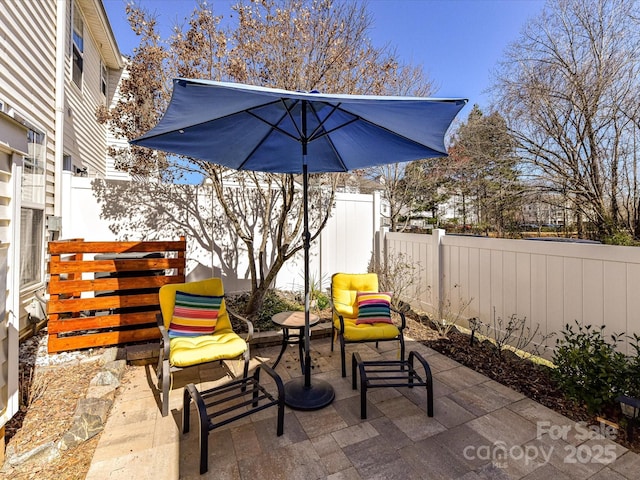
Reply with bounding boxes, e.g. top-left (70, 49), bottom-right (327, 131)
top-left (303, 163), bottom-right (312, 389)
top-left (283, 102), bottom-right (334, 410)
